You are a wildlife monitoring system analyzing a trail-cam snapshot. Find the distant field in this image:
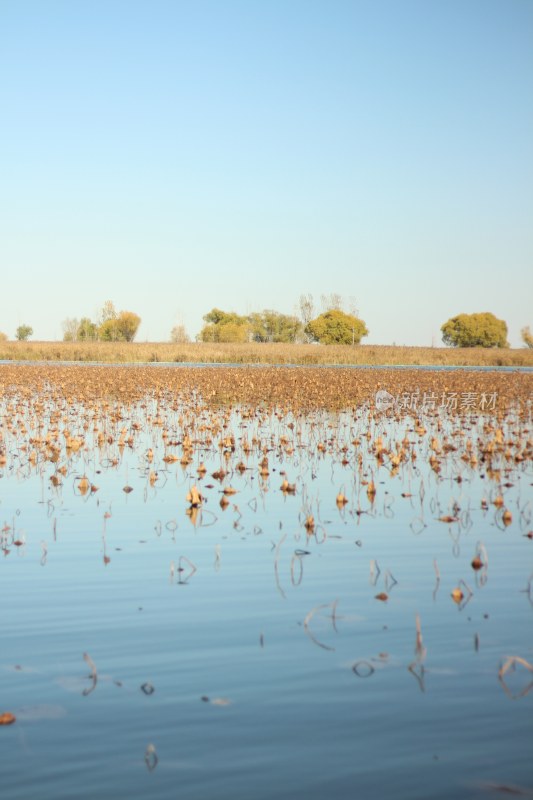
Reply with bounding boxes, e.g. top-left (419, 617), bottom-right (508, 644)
top-left (0, 340), bottom-right (531, 367)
